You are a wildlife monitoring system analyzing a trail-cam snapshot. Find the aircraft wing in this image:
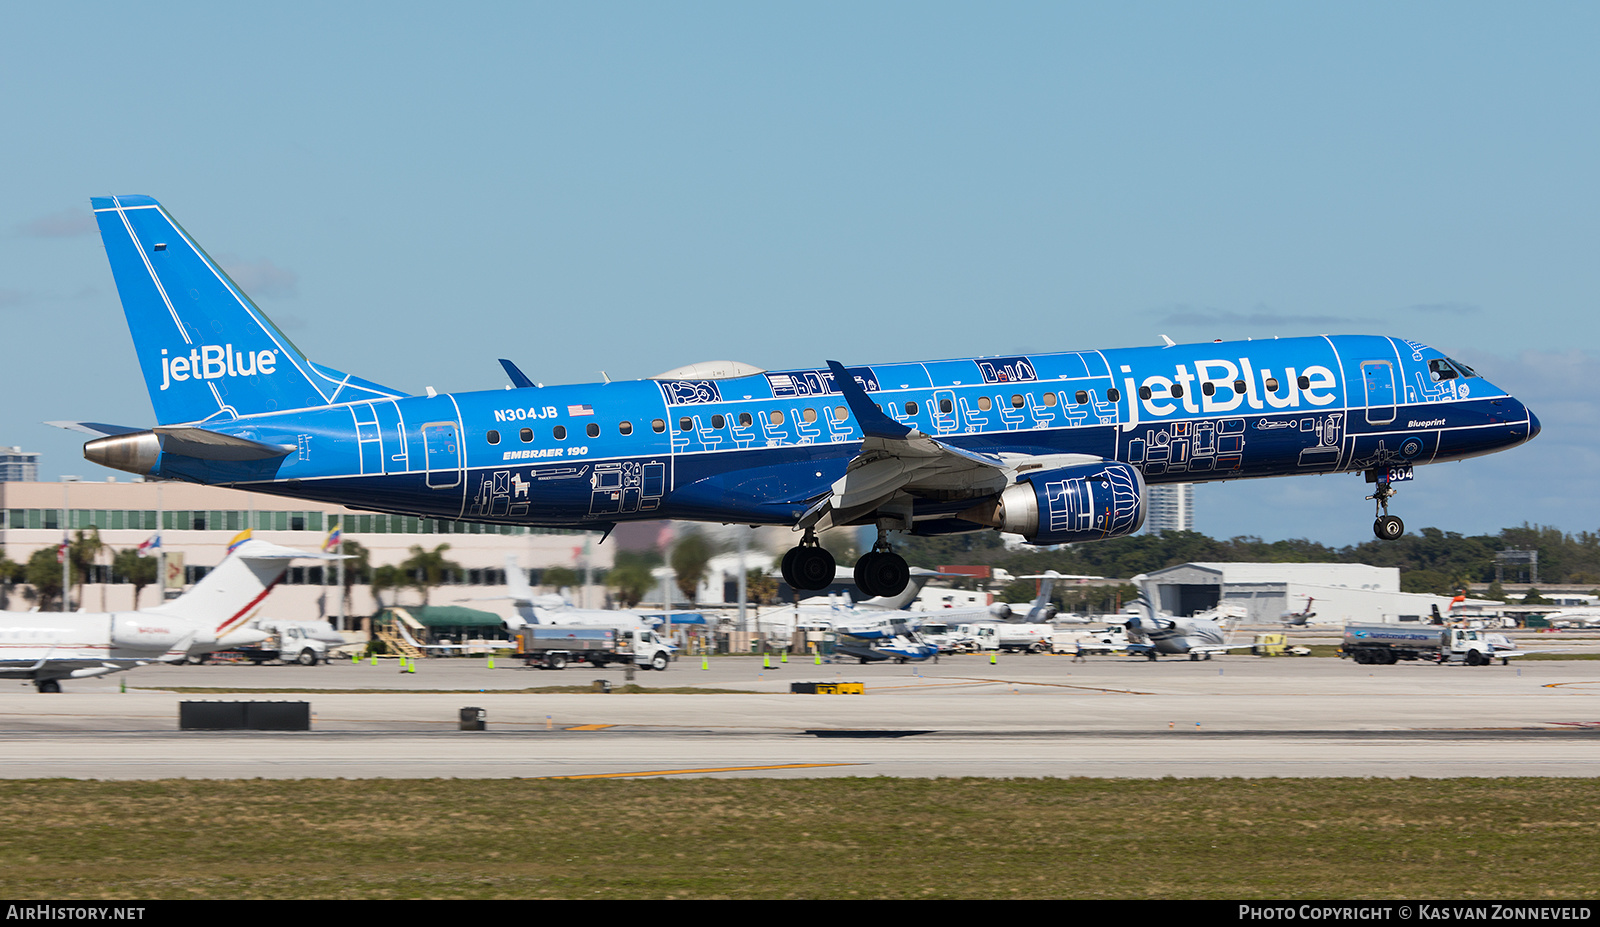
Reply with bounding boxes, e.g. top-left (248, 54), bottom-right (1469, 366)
top-left (804, 361), bottom-right (1011, 530)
